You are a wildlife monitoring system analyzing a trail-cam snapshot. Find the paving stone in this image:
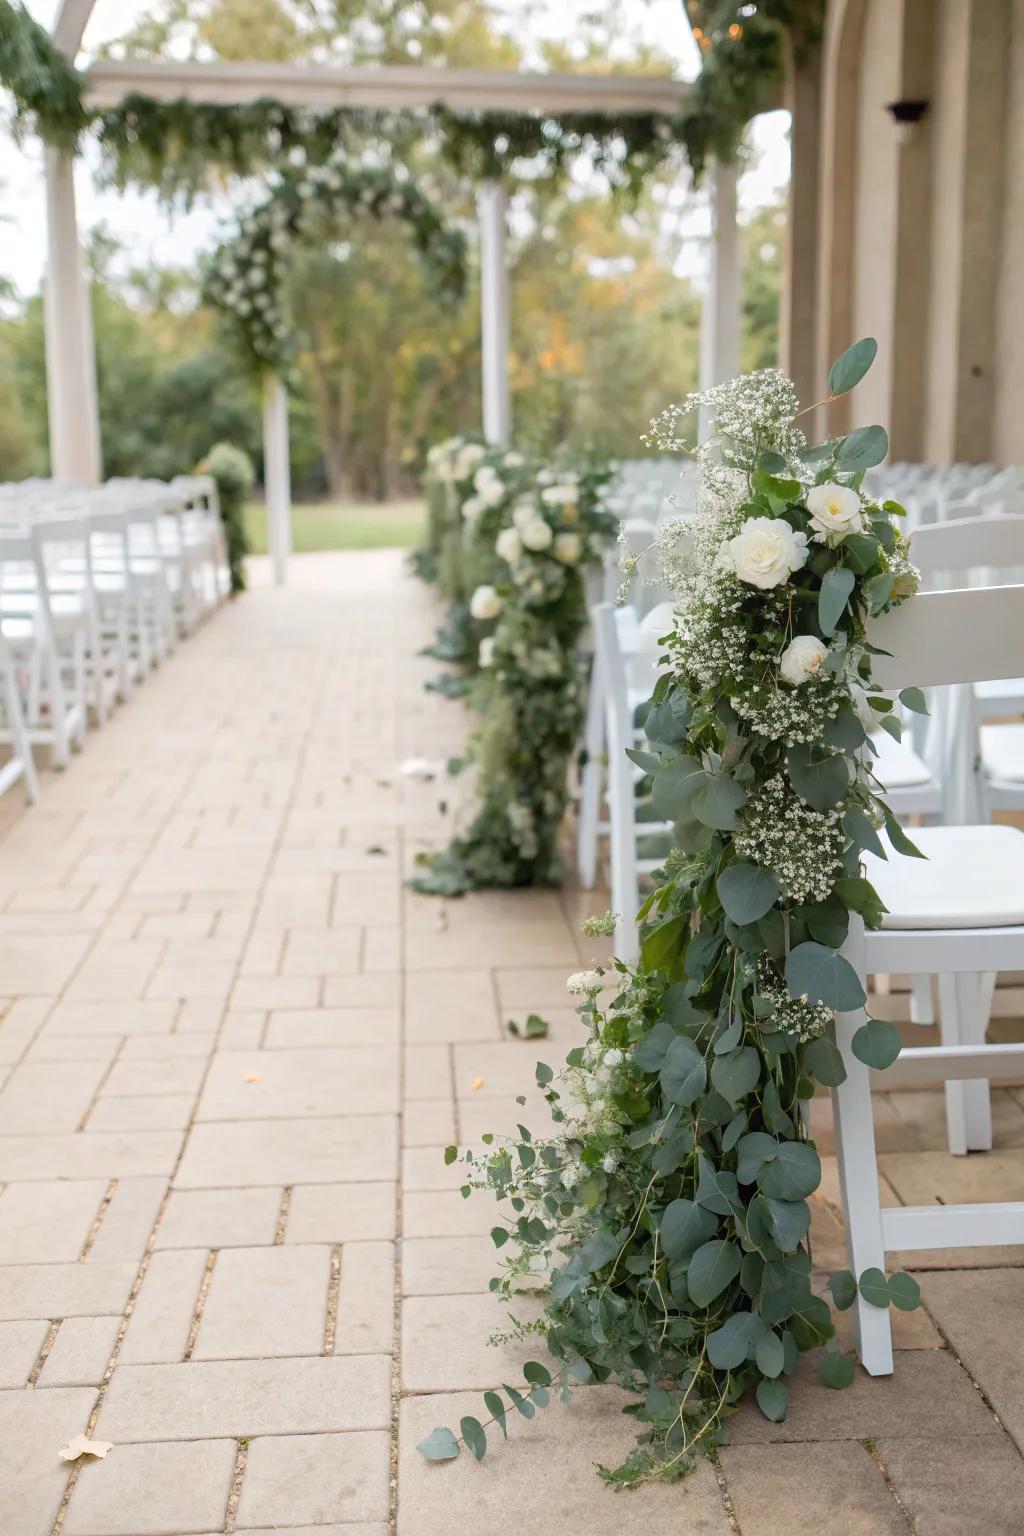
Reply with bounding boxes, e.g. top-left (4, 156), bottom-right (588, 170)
top-left (176, 1115), bottom-right (398, 1187)
top-left (334, 1242), bottom-right (394, 1354)
top-left (102, 1055), bottom-right (206, 1097)
top-left (285, 1182), bottom-right (396, 1243)
top-left (403, 1098), bottom-right (455, 1145)
top-left (405, 970), bottom-right (501, 1044)
top-left (404, 1189), bottom-right (493, 1237)
top-left (231, 975), bottom-right (321, 1011)
top-left (0, 1386), bottom-right (95, 1536)
top-left (0, 1131), bottom-right (180, 1181)
top-left (87, 1177), bottom-right (167, 1263)
top-left (62, 1436), bottom-right (237, 1536)
top-left (0, 1061), bottom-right (108, 1133)
top-left (218, 1011), bottom-right (266, 1048)
top-left (403, 1043), bottom-right (452, 1099)
top-left (88, 1093), bottom-right (193, 1132)
top-left (0, 1318), bottom-right (49, 1386)
top-left (280, 926), bottom-right (362, 975)
top-left (38, 1315), bottom-right (120, 1386)
top-left (120, 1033), bottom-right (215, 1058)
top-left (237, 1431), bottom-right (391, 1527)
top-left (398, 1388), bottom-right (731, 1536)
top-left (401, 1292), bottom-right (546, 1391)
top-left (727, 1348), bottom-right (997, 1444)
top-left (402, 1236), bottom-right (497, 1295)
top-left (42, 1000), bottom-right (178, 1037)
top-left (401, 1146), bottom-right (464, 1193)
top-left (194, 1245), bottom-right (330, 1359)
top-left (120, 1248), bottom-right (207, 1364)
top-left (876, 1431), bottom-right (1024, 1533)
top-left (97, 1354), bottom-right (391, 1441)
top-left (719, 1442), bottom-right (905, 1533)
top-left (919, 1268), bottom-right (1024, 1444)
top-left (264, 1007), bottom-right (400, 1048)
top-left (0, 1180), bottom-right (108, 1262)
top-left (880, 1151), bottom-right (1024, 1266)
top-left (236, 1525), bottom-right (387, 1535)
top-left (196, 1046), bottom-right (399, 1120)
top-left (0, 1262), bottom-right (135, 1321)
top-left (156, 1187), bottom-right (280, 1249)
top-left (24, 1034), bottom-right (119, 1064)
top-left (322, 972), bottom-right (401, 1009)
top-left (65, 940), bottom-right (164, 1002)
top-left (0, 933), bottom-right (90, 994)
